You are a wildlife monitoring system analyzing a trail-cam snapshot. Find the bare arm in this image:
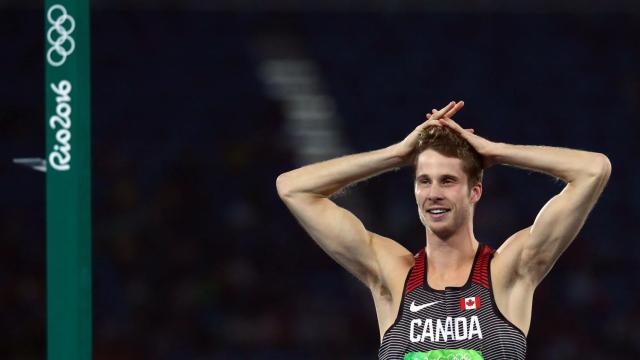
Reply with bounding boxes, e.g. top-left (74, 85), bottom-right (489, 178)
top-left (276, 145), bottom-right (409, 288)
top-left (489, 143), bottom-right (611, 285)
top-left (436, 116), bottom-right (610, 334)
top-left (437, 117), bottom-right (611, 286)
top-left (276, 101), bottom-right (463, 289)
